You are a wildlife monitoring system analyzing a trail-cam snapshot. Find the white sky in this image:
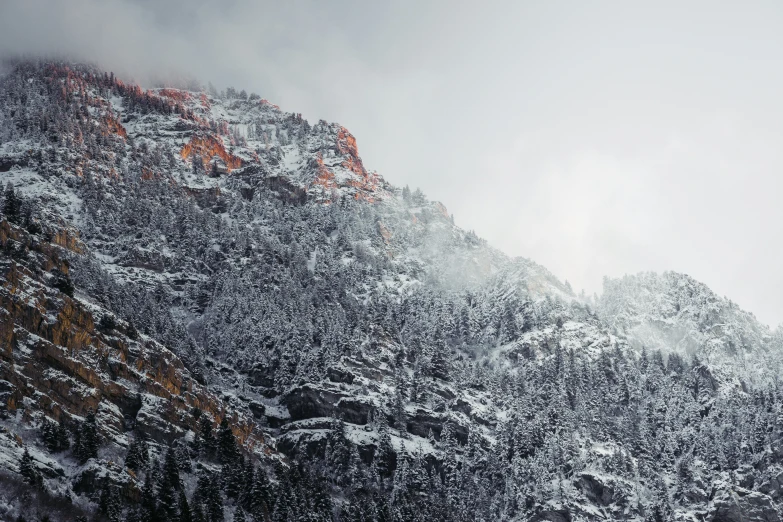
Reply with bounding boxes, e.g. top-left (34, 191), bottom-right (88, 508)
top-left (1, 0), bottom-right (782, 327)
